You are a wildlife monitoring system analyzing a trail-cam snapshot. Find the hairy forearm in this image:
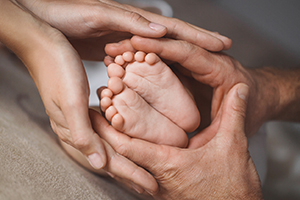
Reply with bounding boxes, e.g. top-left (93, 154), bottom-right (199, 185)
top-left (252, 67), bottom-right (300, 122)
